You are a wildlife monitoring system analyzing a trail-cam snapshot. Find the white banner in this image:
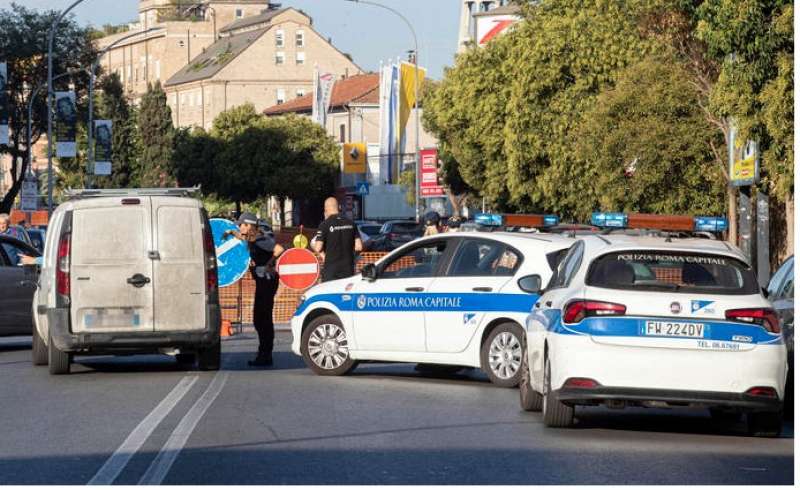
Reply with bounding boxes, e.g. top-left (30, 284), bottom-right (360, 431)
top-left (0, 62), bottom-right (8, 146)
top-left (20, 175), bottom-right (38, 211)
top-left (55, 91), bottom-right (77, 158)
top-left (94, 119), bottom-right (112, 175)
top-left (312, 67), bottom-right (335, 128)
